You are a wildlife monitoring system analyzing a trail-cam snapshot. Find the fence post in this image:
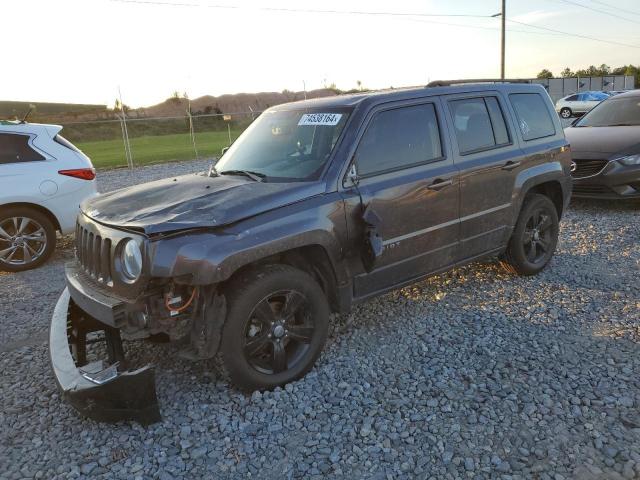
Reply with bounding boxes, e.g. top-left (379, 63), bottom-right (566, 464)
top-left (186, 101), bottom-right (199, 160)
top-left (223, 114), bottom-right (232, 145)
top-left (118, 114), bottom-right (134, 170)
